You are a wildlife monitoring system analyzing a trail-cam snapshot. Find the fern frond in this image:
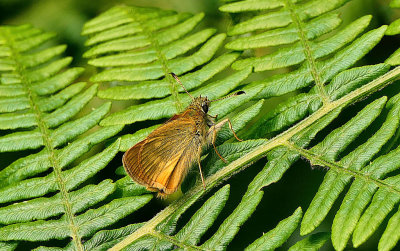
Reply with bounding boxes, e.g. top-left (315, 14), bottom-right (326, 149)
top-left (3, 1), bottom-right (399, 250)
top-left (0, 195), bottom-right (151, 242)
top-left (83, 5), bottom-right (261, 153)
top-left (100, 66), bottom-right (251, 126)
top-left (98, 53), bottom-right (237, 100)
top-left (226, 12), bottom-right (342, 50)
top-left (0, 25), bottom-right (89, 151)
top-left (0, 24), bottom-right (153, 251)
top-left (82, 6), bottom-right (222, 86)
top-left (0, 139), bottom-right (120, 203)
top-left (0, 124), bottom-right (121, 187)
top-left (222, 0), bottom-right (348, 36)
top-left (107, 101), bottom-right (345, 249)
top-left (296, 93), bottom-right (400, 250)
top-left (231, 15), bottom-right (372, 71)
top-left (82, 184), bottom-right (302, 251)
top-left (84, 2), bottom-right (400, 250)
top-left (0, 180), bottom-right (115, 224)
